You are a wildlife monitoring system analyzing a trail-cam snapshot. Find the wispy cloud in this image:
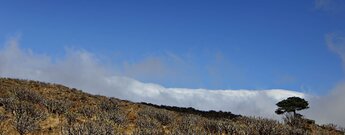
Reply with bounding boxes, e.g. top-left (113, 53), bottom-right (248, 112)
top-left (122, 57), bottom-right (172, 81)
top-left (119, 53), bottom-right (195, 86)
top-left (315, 0), bottom-right (333, 10)
top-left (326, 33), bottom-right (345, 65)
top-left (305, 33), bottom-right (345, 126)
top-left (314, 0), bottom-right (345, 12)
top-left (0, 37), bottom-right (305, 119)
